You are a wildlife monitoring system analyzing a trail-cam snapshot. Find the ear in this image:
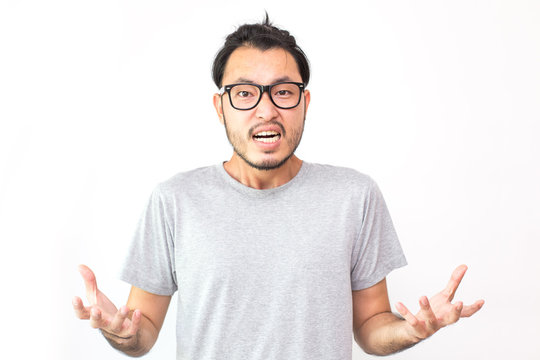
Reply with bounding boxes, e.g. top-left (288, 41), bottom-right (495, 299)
top-left (303, 89), bottom-right (311, 115)
top-left (213, 93), bottom-right (225, 125)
